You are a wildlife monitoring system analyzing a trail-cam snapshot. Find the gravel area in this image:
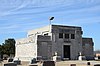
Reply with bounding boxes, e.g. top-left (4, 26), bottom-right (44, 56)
top-left (0, 60), bottom-right (100, 66)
